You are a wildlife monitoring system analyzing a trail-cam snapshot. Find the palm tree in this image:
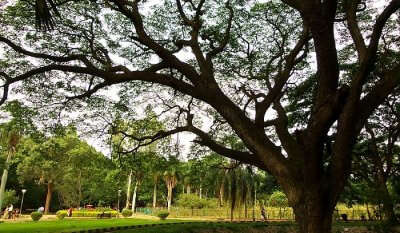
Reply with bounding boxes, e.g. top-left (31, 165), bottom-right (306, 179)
top-left (183, 176), bottom-right (192, 194)
top-left (164, 169), bottom-right (178, 212)
top-left (125, 169), bottom-right (133, 209)
top-left (34, 0), bottom-right (60, 30)
top-left (0, 129), bottom-right (20, 210)
top-left (223, 164), bottom-right (256, 221)
top-left (131, 171), bottom-right (143, 214)
top-left (152, 171), bottom-right (161, 208)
